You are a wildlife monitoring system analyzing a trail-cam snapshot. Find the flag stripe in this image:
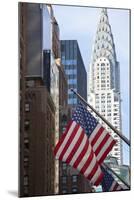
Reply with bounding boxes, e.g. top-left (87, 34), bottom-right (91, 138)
top-left (72, 137), bottom-right (89, 168)
top-left (77, 144), bottom-right (92, 171)
top-left (54, 130), bottom-right (67, 156)
top-left (66, 130), bottom-right (85, 164)
top-left (110, 181), bottom-right (117, 191)
top-left (116, 186), bottom-right (122, 191)
top-left (59, 124), bottom-right (80, 160)
top-left (62, 126), bottom-right (83, 161)
top-left (90, 164), bottom-right (103, 185)
top-left (55, 121), bottom-right (77, 159)
top-left (88, 159), bottom-right (99, 180)
top-left (93, 129), bottom-right (107, 152)
top-left (97, 137), bottom-right (116, 163)
top-left (84, 154), bottom-right (97, 177)
top-left (113, 182), bottom-right (119, 191)
top-left (89, 124), bottom-right (102, 142)
top-left (95, 133), bottom-right (110, 156)
top-left (54, 121), bottom-right (74, 156)
top-left (80, 149), bottom-right (94, 174)
top-left (91, 126), bottom-right (105, 146)
top-left (98, 139), bottom-right (116, 164)
top-left (94, 170), bottom-right (104, 186)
